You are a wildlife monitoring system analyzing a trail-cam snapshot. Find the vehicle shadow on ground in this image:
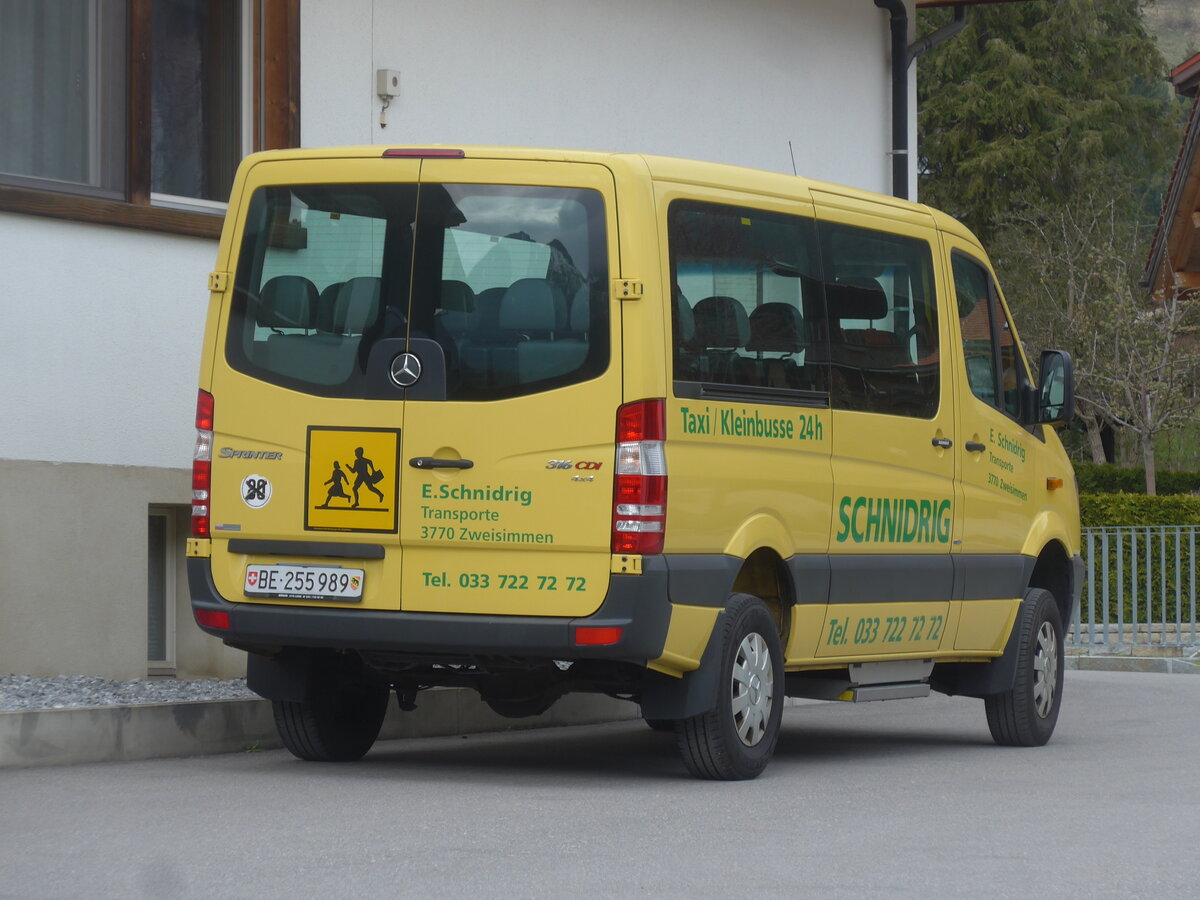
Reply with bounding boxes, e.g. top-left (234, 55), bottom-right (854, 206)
top-left (318, 704), bottom-right (995, 783)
